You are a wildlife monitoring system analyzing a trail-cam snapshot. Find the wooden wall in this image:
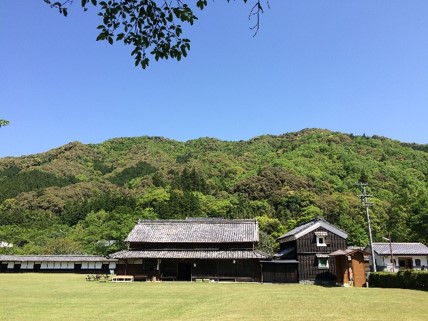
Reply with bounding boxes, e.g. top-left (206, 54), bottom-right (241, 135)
top-left (262, 263), bottom-right (298, 283)
top-left (296, 228), bottom-right (347, 254)
top-left (351, 252), bottom-right (367, 287)
top-left (117, 259), bottom-right (261, 282)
